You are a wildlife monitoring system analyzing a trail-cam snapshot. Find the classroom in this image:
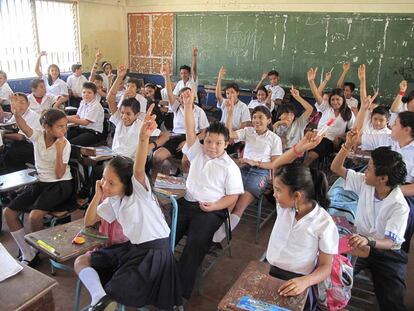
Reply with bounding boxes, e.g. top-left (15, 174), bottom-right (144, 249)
top-left (0, 0), bottom-right (414, 310)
